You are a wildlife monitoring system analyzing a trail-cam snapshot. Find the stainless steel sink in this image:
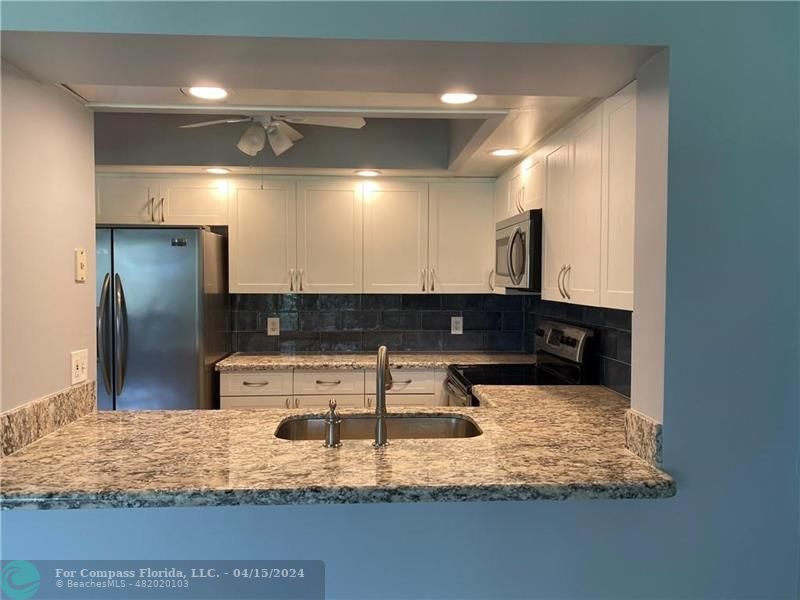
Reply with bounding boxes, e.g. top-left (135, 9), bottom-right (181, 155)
top-left (275, 414), bottom-right (482, 441)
